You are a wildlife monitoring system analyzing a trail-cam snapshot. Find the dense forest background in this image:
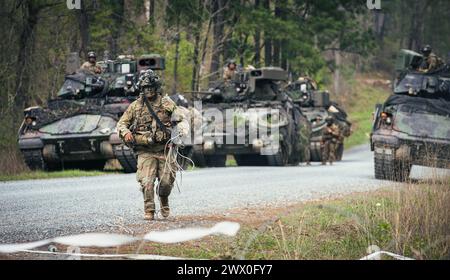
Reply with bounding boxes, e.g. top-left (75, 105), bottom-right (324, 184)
top-left (0, 0), bottom-right (449, 172)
